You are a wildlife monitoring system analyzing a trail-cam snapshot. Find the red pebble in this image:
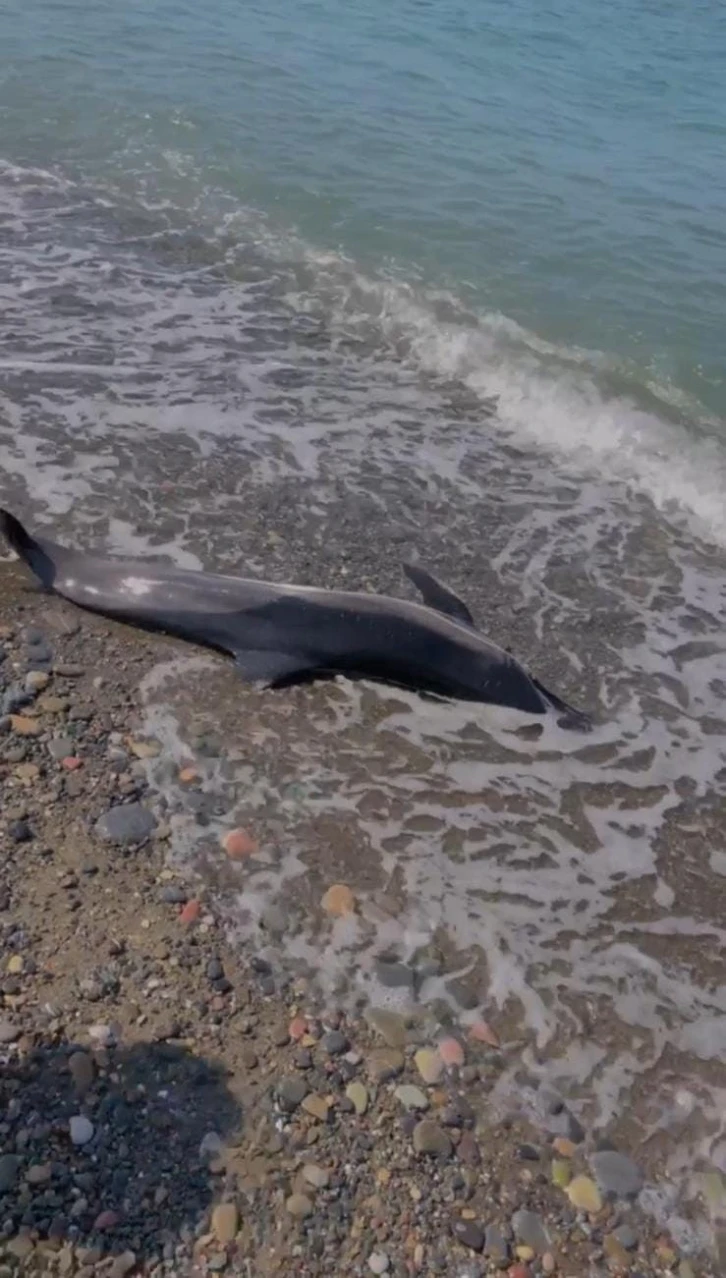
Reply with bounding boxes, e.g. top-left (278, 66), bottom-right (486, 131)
top-left (438, 1036), bottom-right (465, 1068)
top-left (288, 1016), bottom-right (307, 1041)
top-left (468, 1019), bottom-right (500, 1048)
top-left (179, 899), bottom-right (201, 925)
top-left (93, 1210), bottom-right (120, 1230)
top-left (222, 828), bottom-right (258, 860)
top-left (508, 1267), bottom-right (531, 1278)
top-left (61, 756), bottom-right (83, 771)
